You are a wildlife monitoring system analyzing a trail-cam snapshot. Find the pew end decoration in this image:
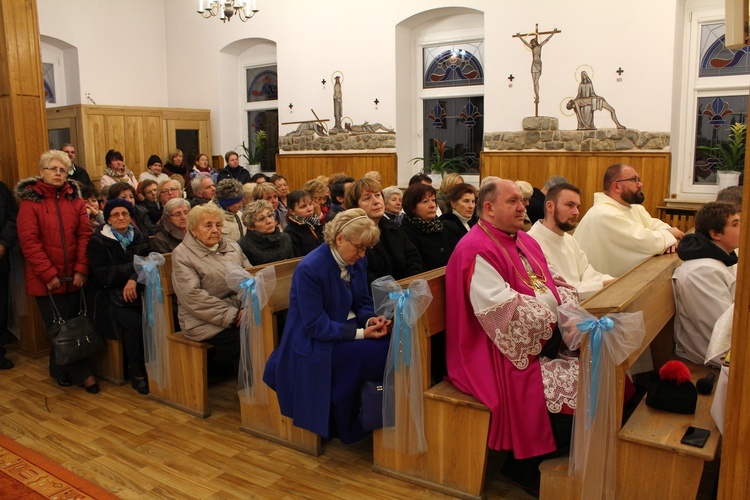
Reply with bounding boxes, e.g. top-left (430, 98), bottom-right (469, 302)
top-left (371, 275), bottom-right (433, 455)
top-left (557, 303), bottom-right (646, 499)
top-left (135, 252), bottom-right (170, 391)
top-left (227, 262), bottom-right (276, 406)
